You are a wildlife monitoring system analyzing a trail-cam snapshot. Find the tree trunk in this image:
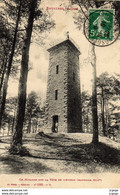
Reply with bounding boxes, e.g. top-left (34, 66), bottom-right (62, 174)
top-left (11, 0), bottom-right (37, 147)
top-left (0, 2), bottom-right (21, 131)
top-left (91, 45), bottom-right (99, 144)
top-left (27, 117), bottom-right (32, 133)
top-left (105, 98), bottom-right (109, 136)
top-left (79, 69), bottom-right (83, 132)
top-left (36, 117), bottom-right (39, 132)
top-left (101, 86), bottom-right (106, 136)
top-left (8, 120), bottom-right (11, 135)
top-left (86, 113), bottom-right (89, 132)
top-left (0, 57), bottom-right (7, 95)
top-left (12, 106), bottom-right (16, 133)
top-left (12, 116), bottom-right (15, 133)
top-left (35, 117), bottom-right (38, 133)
